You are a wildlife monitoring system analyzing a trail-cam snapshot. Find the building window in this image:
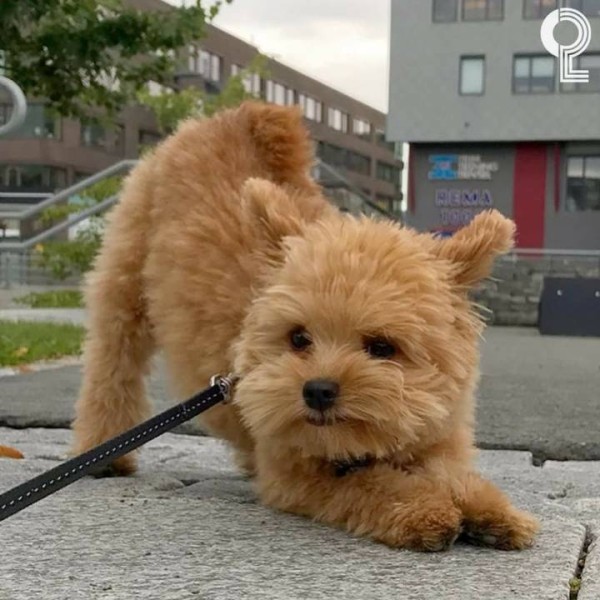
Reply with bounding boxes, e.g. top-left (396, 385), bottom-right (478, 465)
top-left (327, 108), bottom-right (349, 132)
top-left (523, 0), bottom-right (557, 18)
top-left (460, 56), bottom-right (485, 95)
top-left (318, 142), bottom-right (345, 168)
top-left (433, 0), bottom-right (459, 22)
top-left (376, 161), bottom-right (401, 185)
top-left (462, 0), bottom-right (504, 20)
top-left (567, 156), bottom-right (600, 211)
top-left (266, 81), bottom-right (295, 106)
top-left (298, 94), bottom-right (322, 121)
top-left (114, 124), bottom-right (125, 155)
top-left (80, 123), bottom-right (106, 148)
top-left (317, 143), bottom-right (371, 175)
top-left (561, 54), bottom-right (600, 92)
top-left (352, 118), bottom-right (372, 139)
top-left (375, 129), bottom-right (395, 152)
top-left (564, 0), bottom-right (600, 17)
top-left (0, 165), bottom-right (67, 191)
top-left (139, 130), bottom-right (162, 150)
top-left (231, 64), bottom-right (261, 96)
top-left (346, 151), bottom-right (371, 175)
top-left (0, 103), bottom-right (60, 139)
top-left (80, 123), bottom-right (123, 154)
top-left (513, 55), bottom-right (555, 93)
top-left (274, 82), bottom-right (286, 105)
top-left (375, 193), bottom-right (402, 215)
top-left (188, 47), bottom-right (221, 82)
